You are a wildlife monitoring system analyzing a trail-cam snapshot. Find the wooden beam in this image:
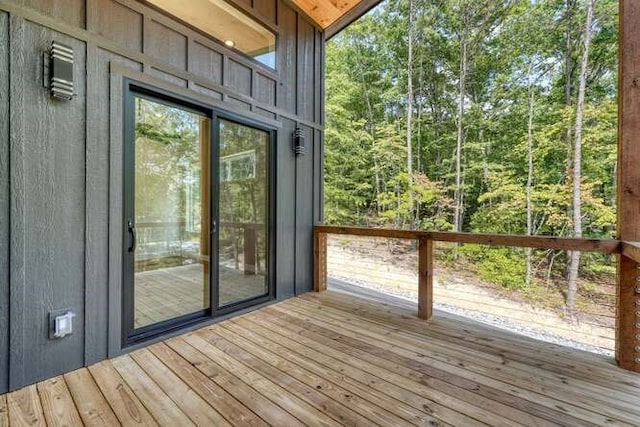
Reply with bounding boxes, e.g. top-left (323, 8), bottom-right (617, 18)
top-left (314, 231), bottom-right (327, 292)
top-left (617, 0), bottom-right (640, 372)
top-left (616, 256), bottom-right (639, 371)
top-left (243, 227), bottom-right (257, 276)
top-left (324, 0), bottom-right (384, 39)
top-left (621, 241), bottom-right (640, 264)
top-left (418, 238), bottom-right (434, 320)
top-left (294, 0), bottom-right (341, 28)
top-left (314, 225), bottom-right (621, 254)
top-left (315, 225), bottom-right (423, 240)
